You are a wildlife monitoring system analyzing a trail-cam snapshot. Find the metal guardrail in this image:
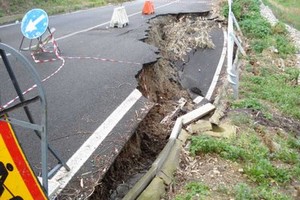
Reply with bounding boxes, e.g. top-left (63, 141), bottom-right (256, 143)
top-left (227, 0), bottom-right (246, 99)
